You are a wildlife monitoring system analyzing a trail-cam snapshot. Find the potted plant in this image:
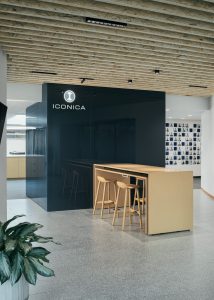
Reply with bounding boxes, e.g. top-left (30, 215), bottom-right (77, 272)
top-left (0, 215), bottom-right (58, 300)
